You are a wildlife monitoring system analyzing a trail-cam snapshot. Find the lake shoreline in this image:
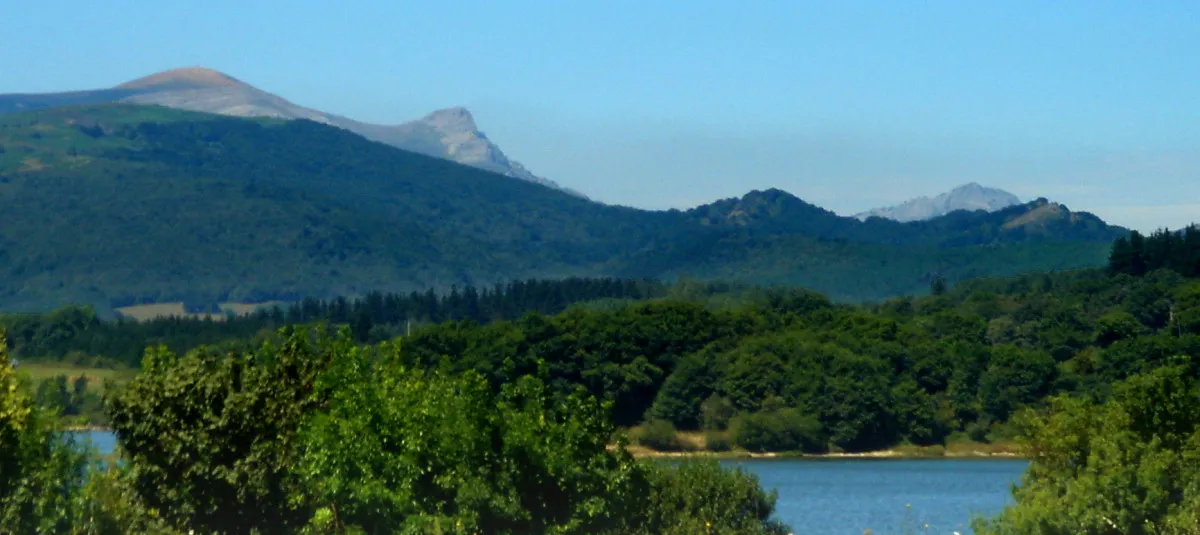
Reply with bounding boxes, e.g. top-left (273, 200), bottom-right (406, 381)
top-left (64, 424), bottom-right (112, 432)
top-left (72, 427), bottom-right (1026, 460)
top-left (625, 445), bottom-right (1025, 460)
